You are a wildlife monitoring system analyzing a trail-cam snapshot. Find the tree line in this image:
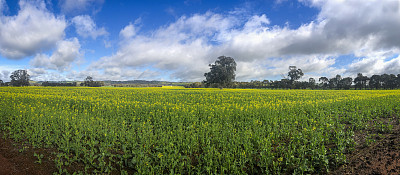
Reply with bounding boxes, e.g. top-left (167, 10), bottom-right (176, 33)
top-left (186, 56), bottom-right (400, 90)
top-left (42, 81), bottom-right (77, 87)
top-left (1, 58), bottom-right (400, 90)
top-left (80, 76), bottom-right (104, 87)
